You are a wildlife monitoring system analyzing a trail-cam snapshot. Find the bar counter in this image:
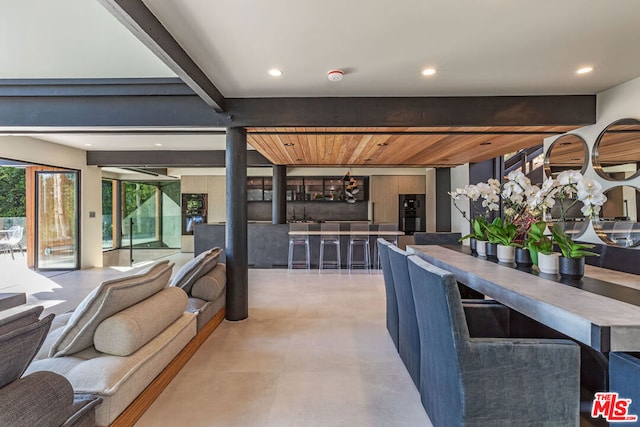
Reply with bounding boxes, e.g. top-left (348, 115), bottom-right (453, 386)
top-left (407, 244), bottom-right (640, 353)
top-left (194, 222), bottom-right (397, 268)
